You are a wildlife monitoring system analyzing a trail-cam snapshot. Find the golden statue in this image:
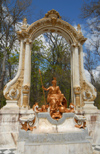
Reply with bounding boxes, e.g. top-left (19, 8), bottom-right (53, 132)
top-left (32, 77), bottom-right (75, 121)
top-left (42, 77), bottom-right (67, 119)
